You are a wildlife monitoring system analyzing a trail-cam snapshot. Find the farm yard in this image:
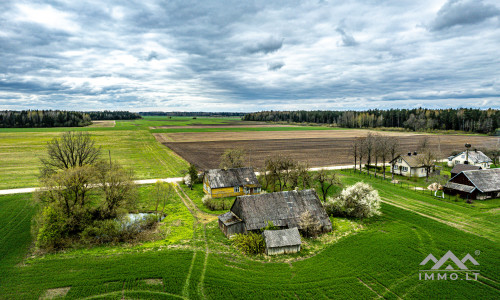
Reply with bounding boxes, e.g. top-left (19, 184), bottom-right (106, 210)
top-left (157, 129), bottom-right (499, 169)
top-left (1, 116), bottom-right (499, 299)
top-left (1, 171), bottom-right (499, 299)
